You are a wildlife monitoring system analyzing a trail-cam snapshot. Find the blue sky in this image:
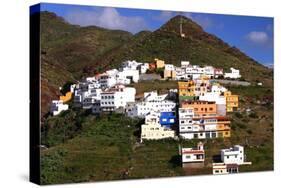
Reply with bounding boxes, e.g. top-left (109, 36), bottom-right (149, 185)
top-left (38, 3), bottom-right (274, 67)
